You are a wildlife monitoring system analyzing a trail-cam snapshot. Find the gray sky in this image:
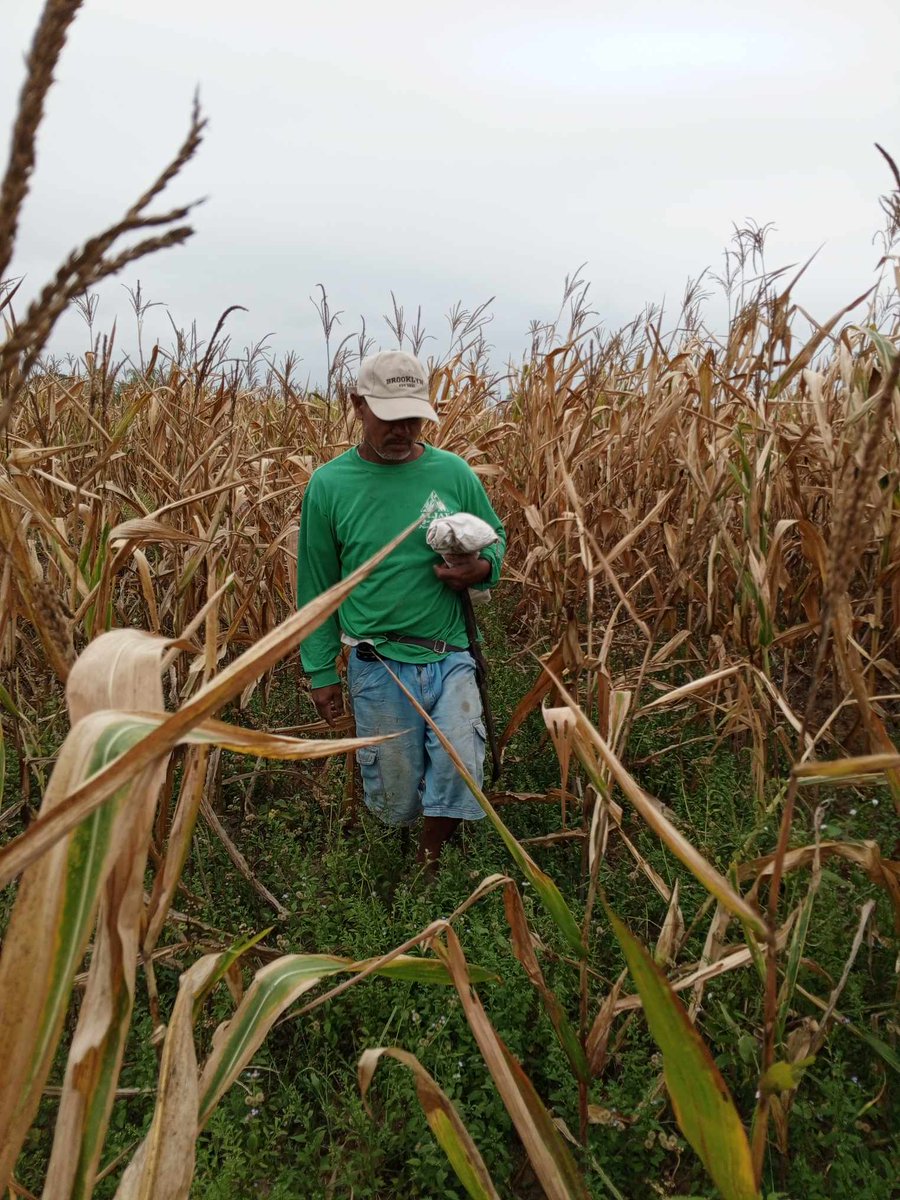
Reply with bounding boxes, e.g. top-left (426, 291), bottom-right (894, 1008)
top-left (3, 0), bottom-right (899, 384)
